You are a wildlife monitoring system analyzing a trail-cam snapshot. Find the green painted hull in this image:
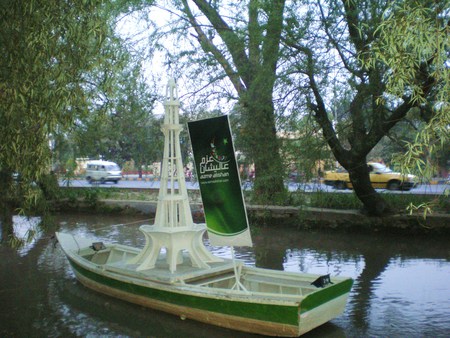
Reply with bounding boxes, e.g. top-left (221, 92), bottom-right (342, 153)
top-left (66, 256), bottom-right (353, 336)
top-left (55, 231), bottom-right (353, 336)
top-left (68, 257), bottom-right (299, 323)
